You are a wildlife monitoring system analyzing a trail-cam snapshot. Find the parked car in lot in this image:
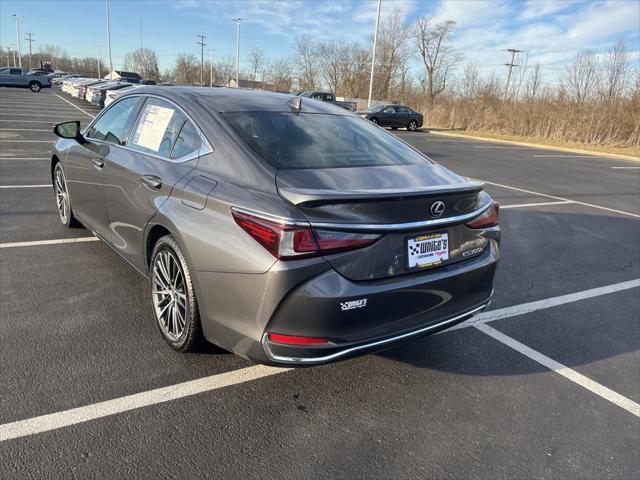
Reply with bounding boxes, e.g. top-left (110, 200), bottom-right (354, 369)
top-left (88, 82), bottom-right (131, 108)
top-left (356, 104), bottom-right (424, 131)
top-left (74, 79), bottom-right (108, 100)
top-left (0, 67), bottom-right (51, 92)
top-left (103, 84), bottom-right (139, 108)
top-left (51, 87), bottom-right (500, 365)
top-left (61, 76), bottom-right (87, 94)
top-left (297, 91), bottom-right (357, 111)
